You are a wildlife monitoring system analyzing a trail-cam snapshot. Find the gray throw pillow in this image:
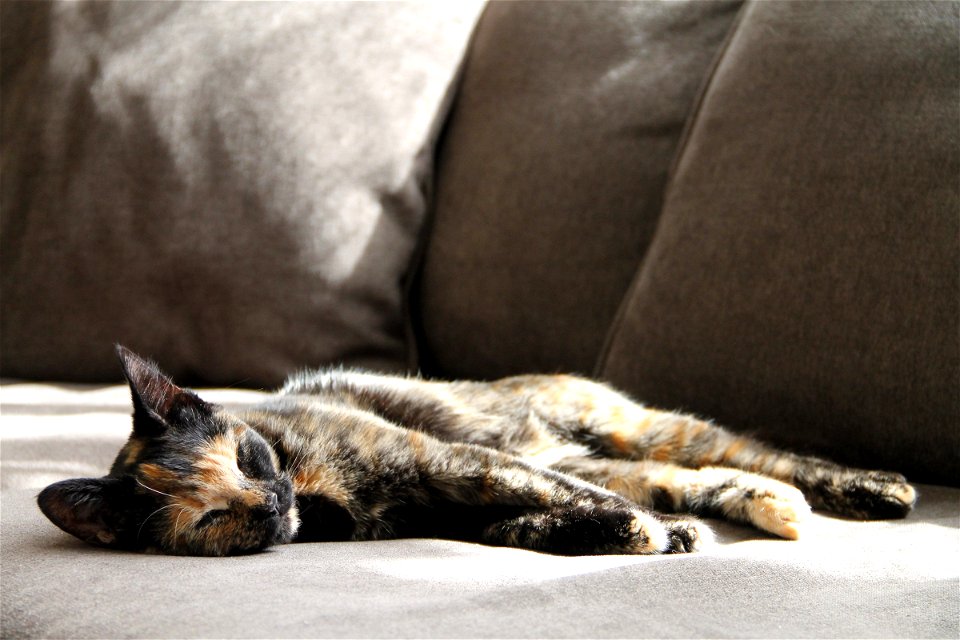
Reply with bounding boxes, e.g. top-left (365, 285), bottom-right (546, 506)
top-left (1, 1), bottom-right (482, 386)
